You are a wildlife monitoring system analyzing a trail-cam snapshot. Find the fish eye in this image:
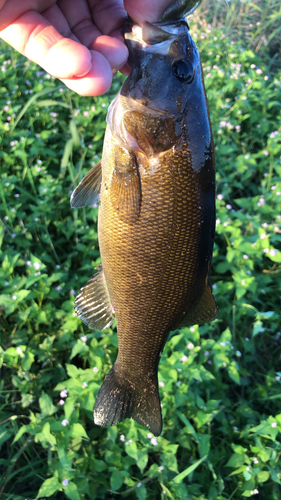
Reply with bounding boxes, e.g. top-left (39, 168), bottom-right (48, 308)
top-left (172, 60), bottom-right (194, 83)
